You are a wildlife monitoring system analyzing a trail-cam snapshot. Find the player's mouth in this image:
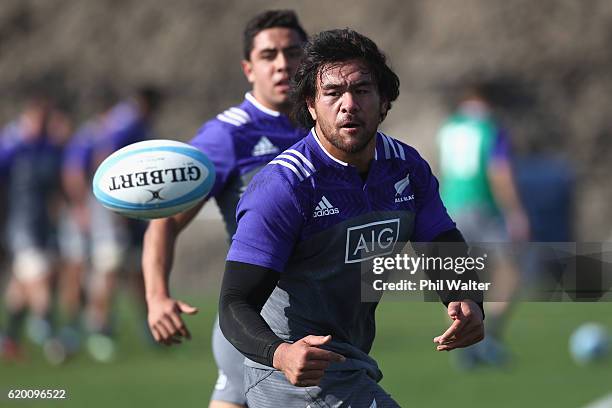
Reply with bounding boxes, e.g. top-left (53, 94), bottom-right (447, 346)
top-left (338, 120), bottom-right (363, 133)
top-left (274, 79), bottom-right (291, 92)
